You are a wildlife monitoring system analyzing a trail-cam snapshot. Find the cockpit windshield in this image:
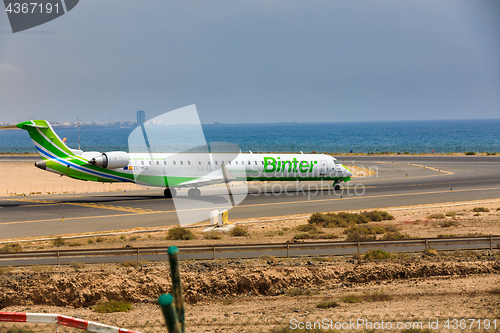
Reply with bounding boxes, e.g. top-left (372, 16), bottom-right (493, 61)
top-left (334, 160), bottom-right (342, 165)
